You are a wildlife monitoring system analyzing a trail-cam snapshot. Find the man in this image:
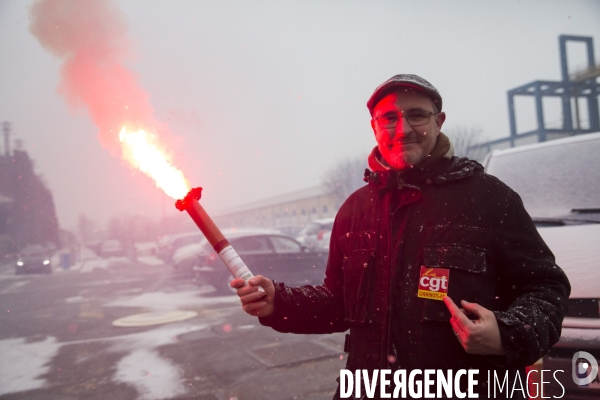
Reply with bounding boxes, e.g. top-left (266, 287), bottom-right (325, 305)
top-left (232, 74), bottom-right (570, 399)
